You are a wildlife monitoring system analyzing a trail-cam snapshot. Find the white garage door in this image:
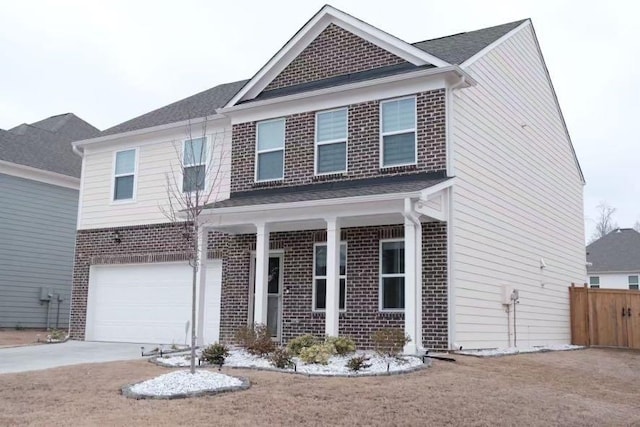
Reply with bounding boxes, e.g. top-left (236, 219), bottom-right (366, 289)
top-left (85, 261), bottom-right (222, 344)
